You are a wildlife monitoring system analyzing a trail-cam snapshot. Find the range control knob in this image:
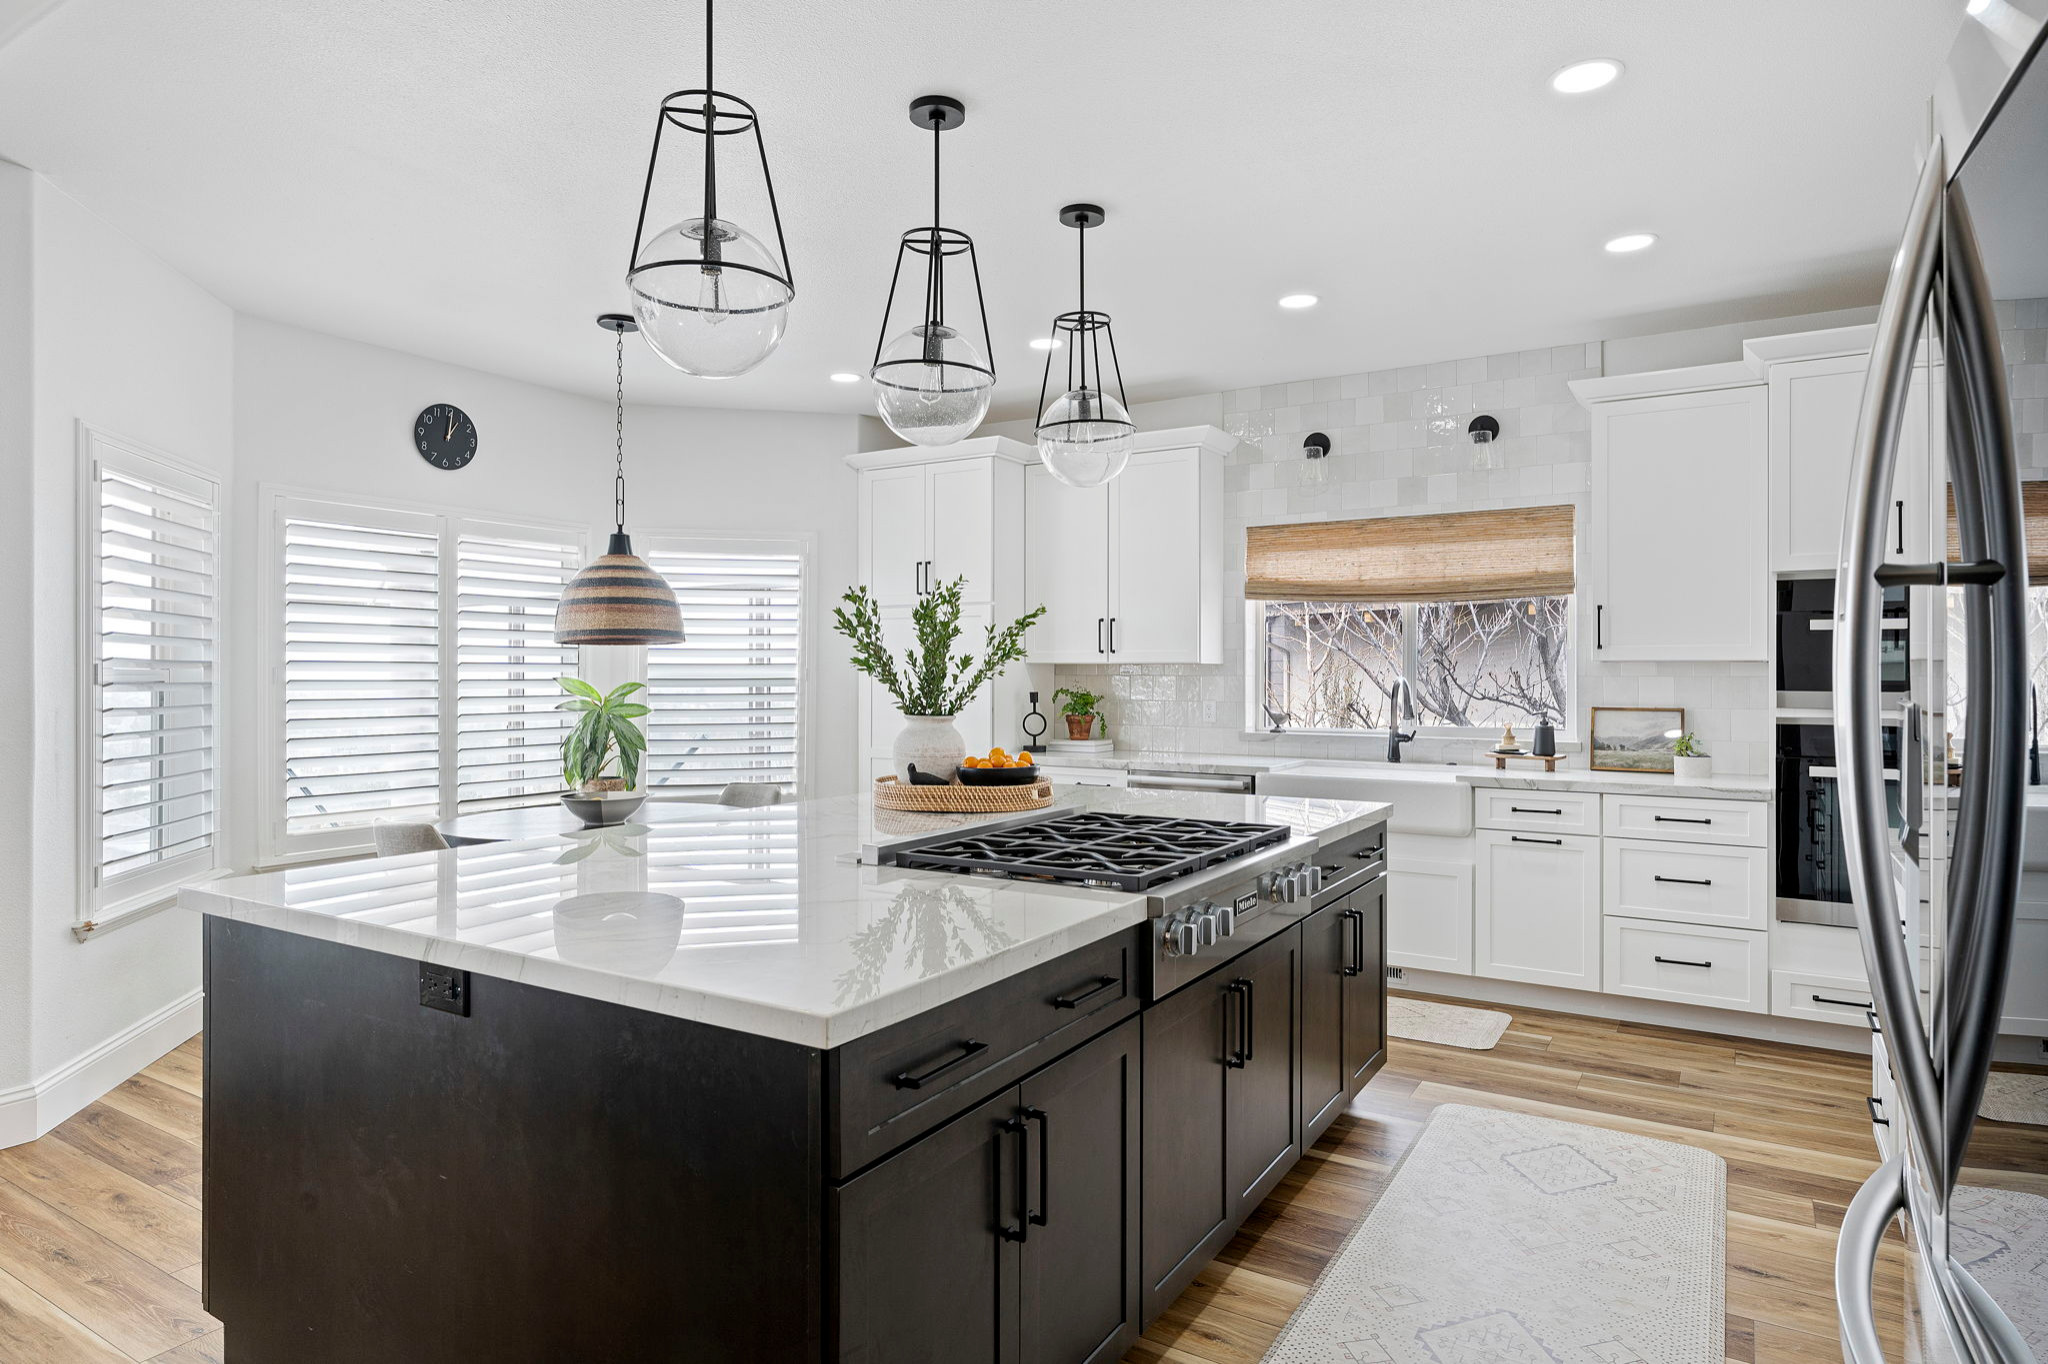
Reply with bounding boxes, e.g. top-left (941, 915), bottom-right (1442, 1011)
top-left (1174, 920), bottom-right (1200, 956)
top-left (1215, 904), bottom-right (1236, 937)
top-left (1305, 863), bottom-right (1324, 894)
top-left (1280, 868), bottom-right (1301, 903)
top-left (1197, 910), bottom-right (1219, 946)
